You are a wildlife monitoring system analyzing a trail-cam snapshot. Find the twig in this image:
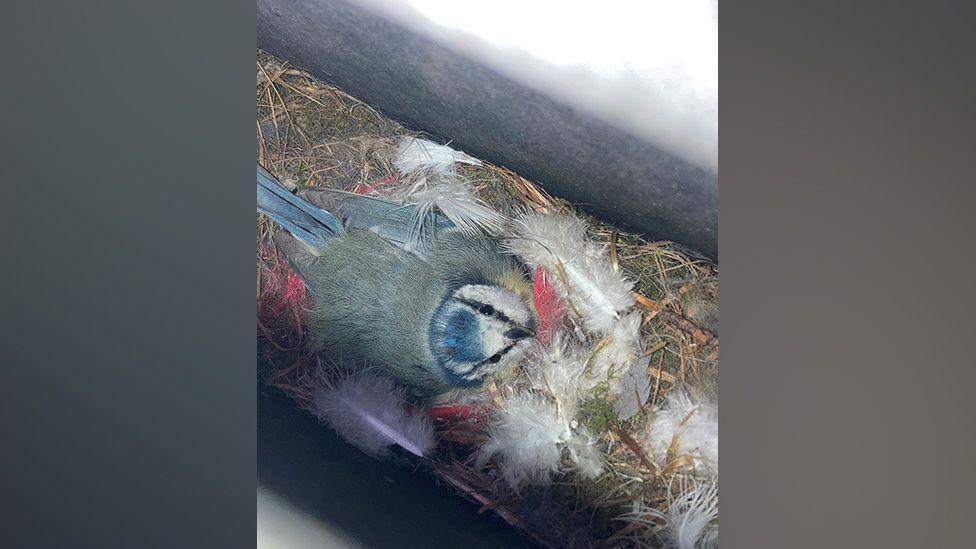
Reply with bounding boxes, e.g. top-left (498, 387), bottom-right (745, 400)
top-left (633, 292), bottom-right (716, 345)
top-left (612, 425), bottom-right (659, 476)
top-left (257, 317), bottom-right (295, 352)
top-left (649, 367), bottom-right (676, 384)
top-left (437, 469), bottom-right (557, 549)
